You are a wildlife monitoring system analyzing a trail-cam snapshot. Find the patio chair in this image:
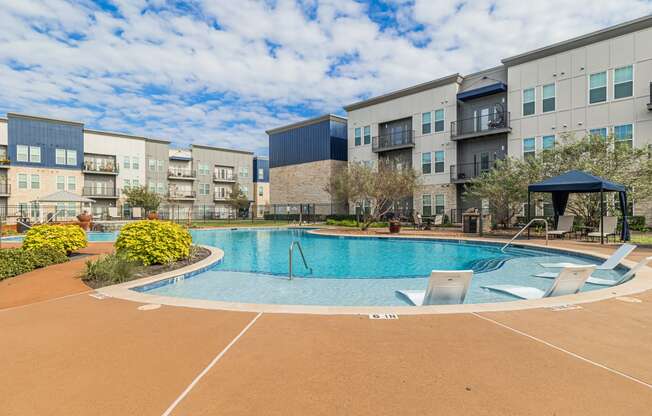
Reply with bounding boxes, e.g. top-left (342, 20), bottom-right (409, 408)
top-left (108, 207), bottom-right (119, 220)
top-left (587, 216), bottom-right (618, 242)
top-left (536, 256), bottom-right (651, 286)
top-left (433, 214), bottom-right (443, 226)
top-left (481, 265), bottom-right (595, 300)
top-left (414, 213), bottom-right (423, 230)
top-left (538, 243), bottom-right (636, 271)
top-left (547, 215), bottom-right (574, 239)
top-left (132, 207), bottom-right (143, 219)
top-left (396, 270), bottom-right (473, 305)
